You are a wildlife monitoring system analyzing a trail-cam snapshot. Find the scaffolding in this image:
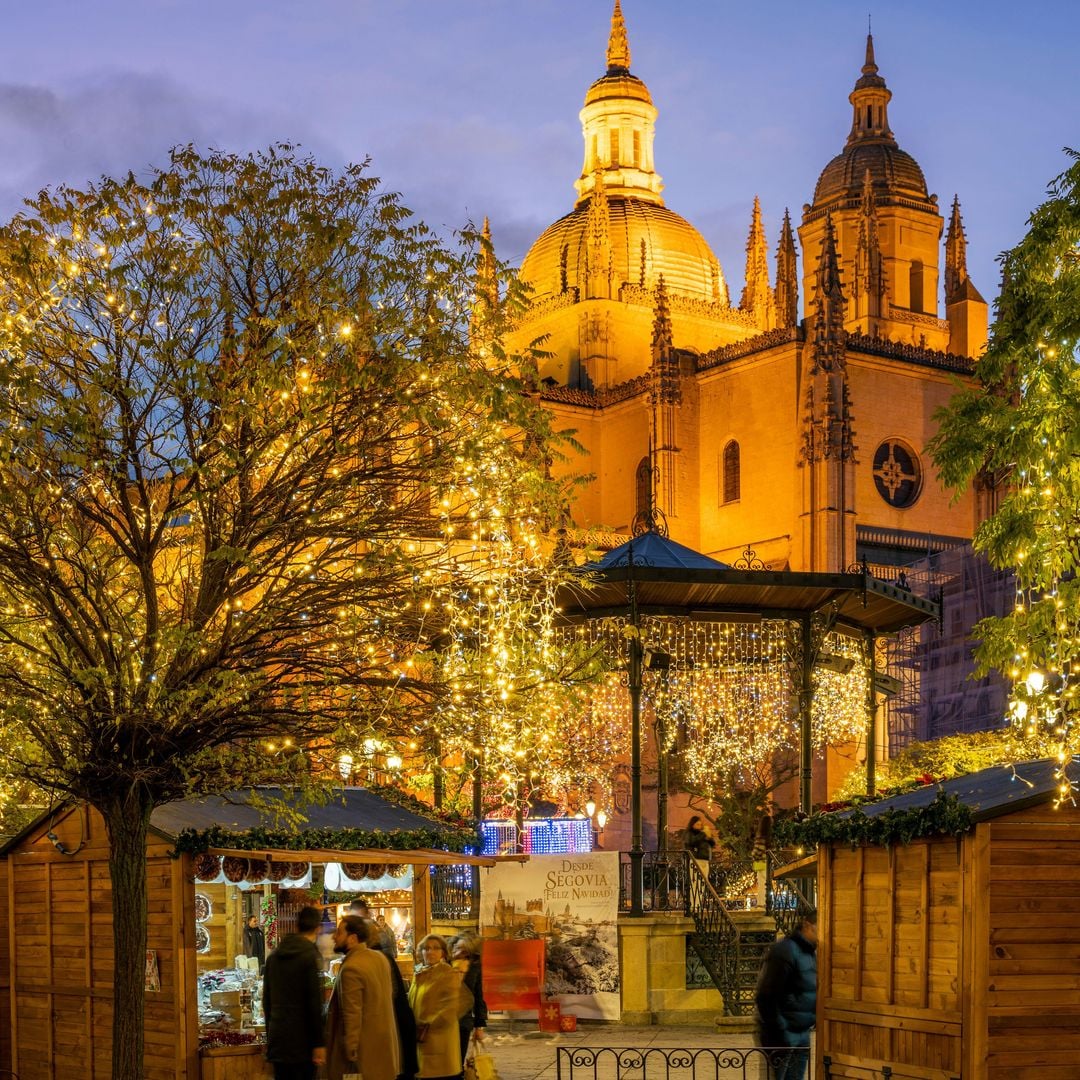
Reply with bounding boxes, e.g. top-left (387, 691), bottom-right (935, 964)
top-left (874, 544), bottom-right (1014, 753)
